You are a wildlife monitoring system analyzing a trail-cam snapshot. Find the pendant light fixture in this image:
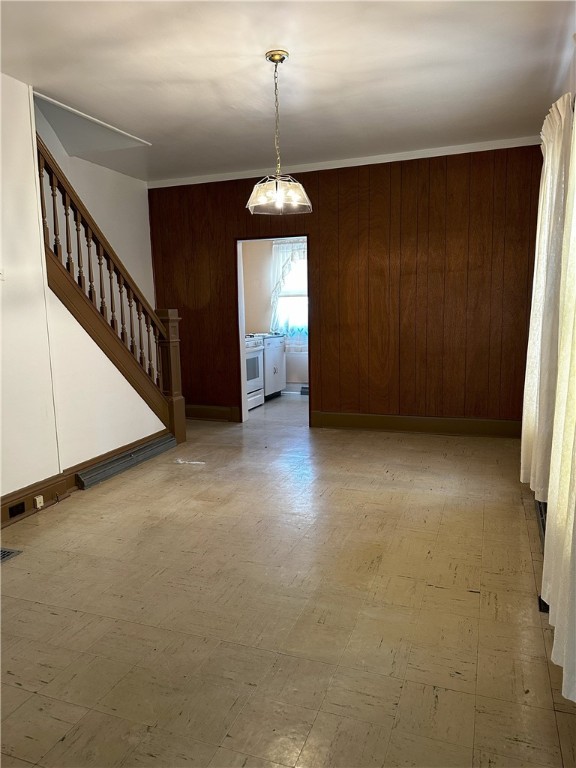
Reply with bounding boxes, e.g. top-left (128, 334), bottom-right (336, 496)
top-left (246, 50), bottom-right (312, 215)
